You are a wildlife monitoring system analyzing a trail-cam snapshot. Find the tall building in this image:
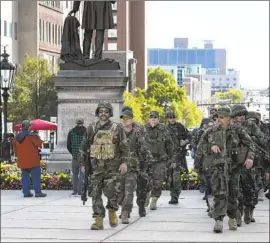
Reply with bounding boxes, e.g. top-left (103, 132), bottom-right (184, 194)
top-left (148, 39), bottom-right (227, 74)
top-left (0, 1), bottom-right (18, 64)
